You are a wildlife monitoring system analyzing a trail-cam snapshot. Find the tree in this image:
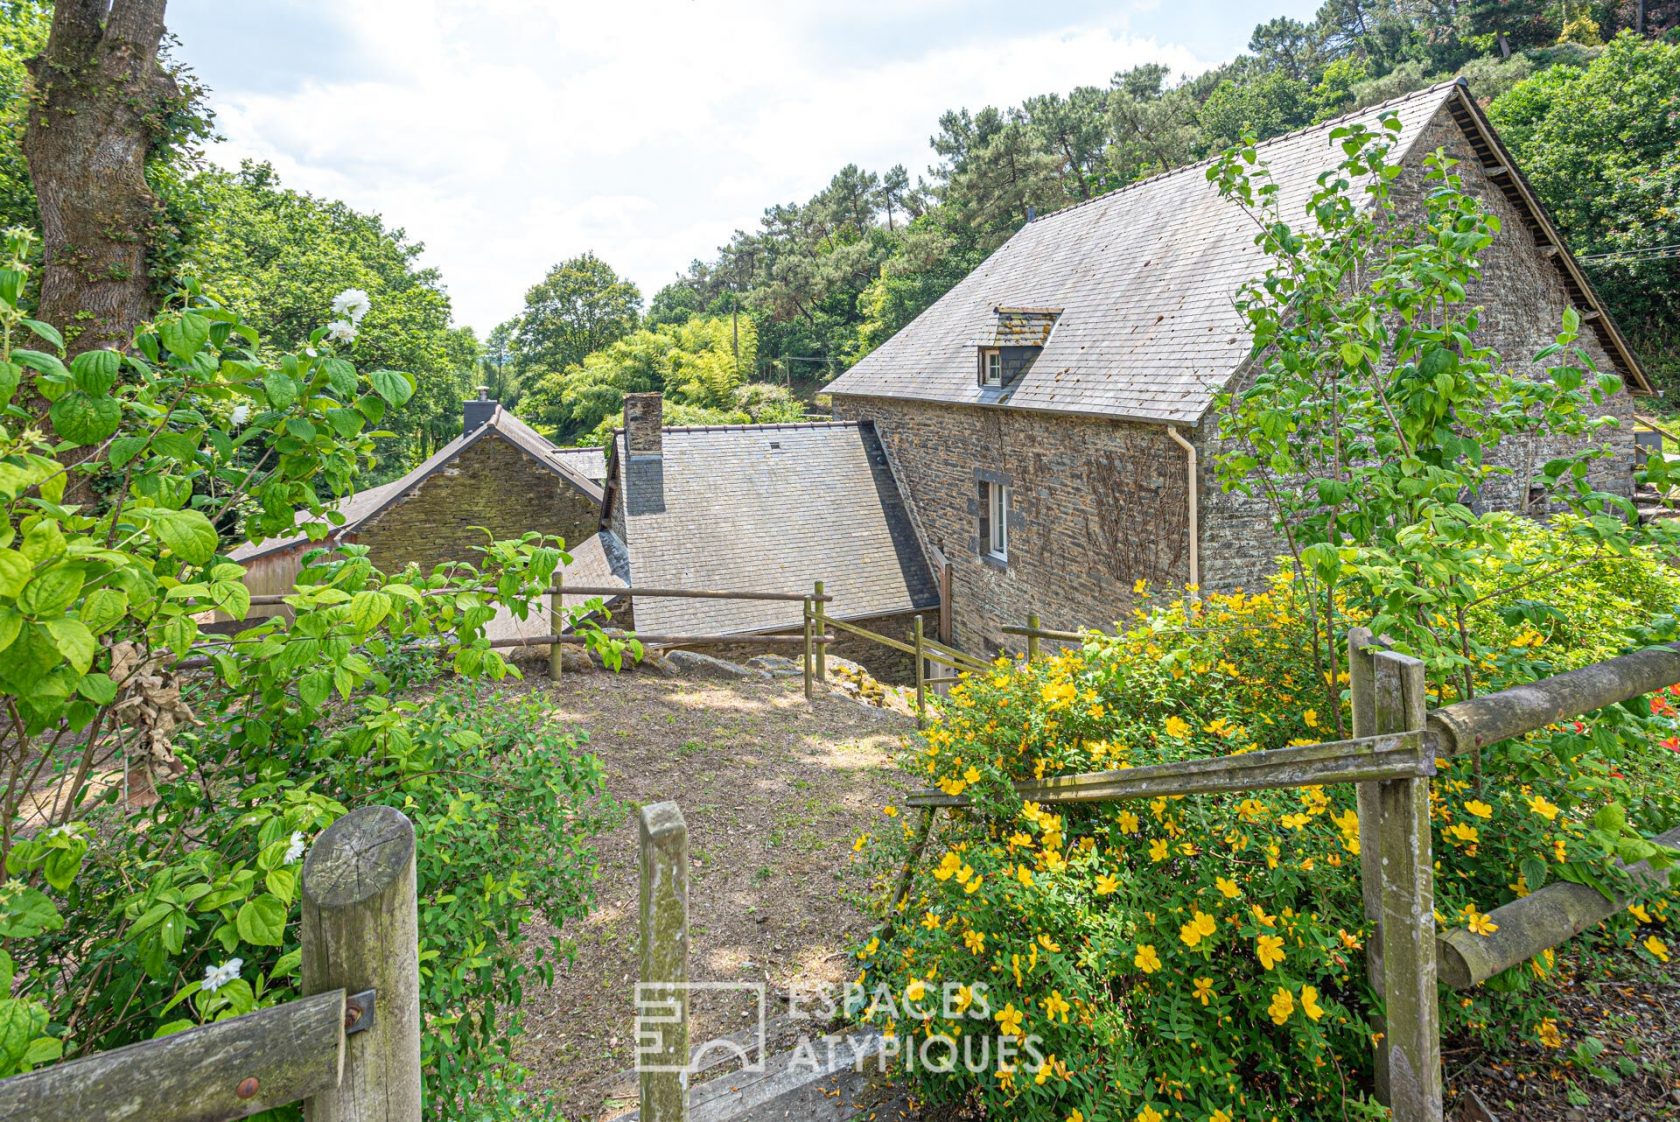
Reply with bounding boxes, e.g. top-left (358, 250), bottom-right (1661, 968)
top-left (513, 252), bottom-right (641, 378)
top-left (1489, 33), bottom-right (1680, 389)
top-left (189, 162), bottom-right (479, 473)
top-left (22, 0), bottom-right (179, 352)
top-left (646, 280), bottom-right (704, 327)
